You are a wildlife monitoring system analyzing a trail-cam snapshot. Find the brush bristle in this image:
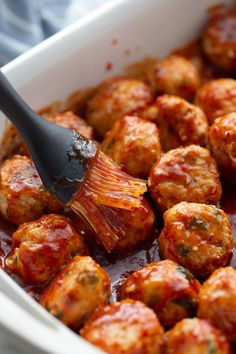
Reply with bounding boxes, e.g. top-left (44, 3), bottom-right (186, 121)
top-left (71, 197), bottom-right (121, 252)
top-left (78, 150), bottom-right (147, 210)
